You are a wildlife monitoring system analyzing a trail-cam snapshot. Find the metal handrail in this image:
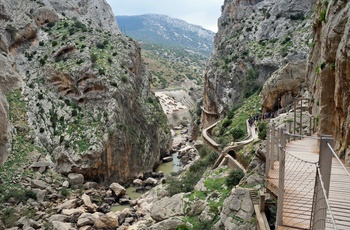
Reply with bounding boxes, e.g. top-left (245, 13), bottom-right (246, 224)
top-left (327, 143), bottom-right (350, 177)
top-left (316, 166), bottom-right (338, 230)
